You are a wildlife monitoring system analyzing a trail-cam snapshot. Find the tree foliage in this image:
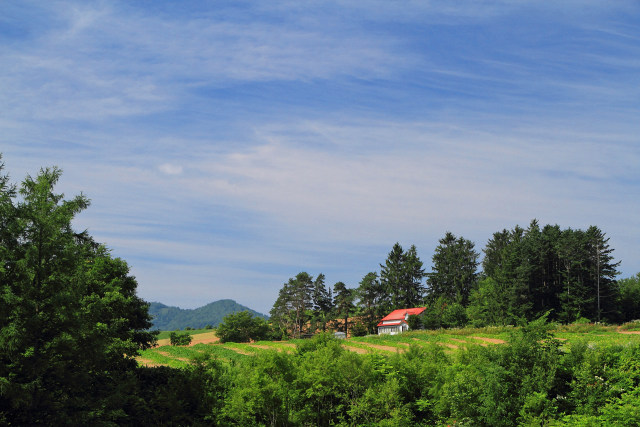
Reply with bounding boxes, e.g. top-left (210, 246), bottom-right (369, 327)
top-left (311, 273), bottom-right (333, 332)
top-left (169, 331), bottom-right (193, 346)
top-left (476, 220), bottom-right (620, 325)
top-left (333, 281), bottom-right (354, 335)
top-left (427, 232), bottom-right (479, 306)
top-left (379, 243), bottom-right (425, 310)
top-left (618, 273), bottom-right (640, 322)
top-left (356, 271), bottom-right (384, 334)
top-left (270, 272), bottom-right (327, 338)
top-left (216, 311), bottom-right (270, 343)
top-left (157, 320), bottom-right (640, 426)
top-left (0, 159), bottom-right (155, 424)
